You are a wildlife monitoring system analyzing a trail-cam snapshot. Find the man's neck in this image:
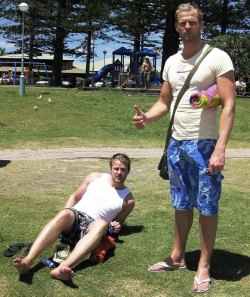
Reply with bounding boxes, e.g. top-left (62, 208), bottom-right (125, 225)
top-left (181, 40), bottom-right (205, 59)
